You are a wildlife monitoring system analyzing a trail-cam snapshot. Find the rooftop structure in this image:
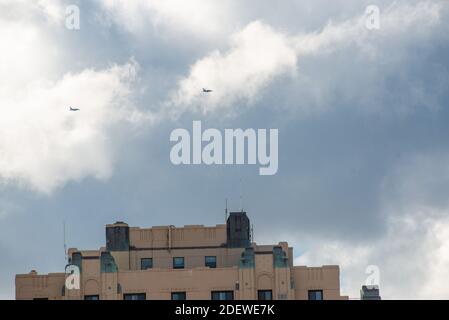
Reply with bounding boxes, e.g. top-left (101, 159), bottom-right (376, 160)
top-left (16, 212), bottom-right (348, 300)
